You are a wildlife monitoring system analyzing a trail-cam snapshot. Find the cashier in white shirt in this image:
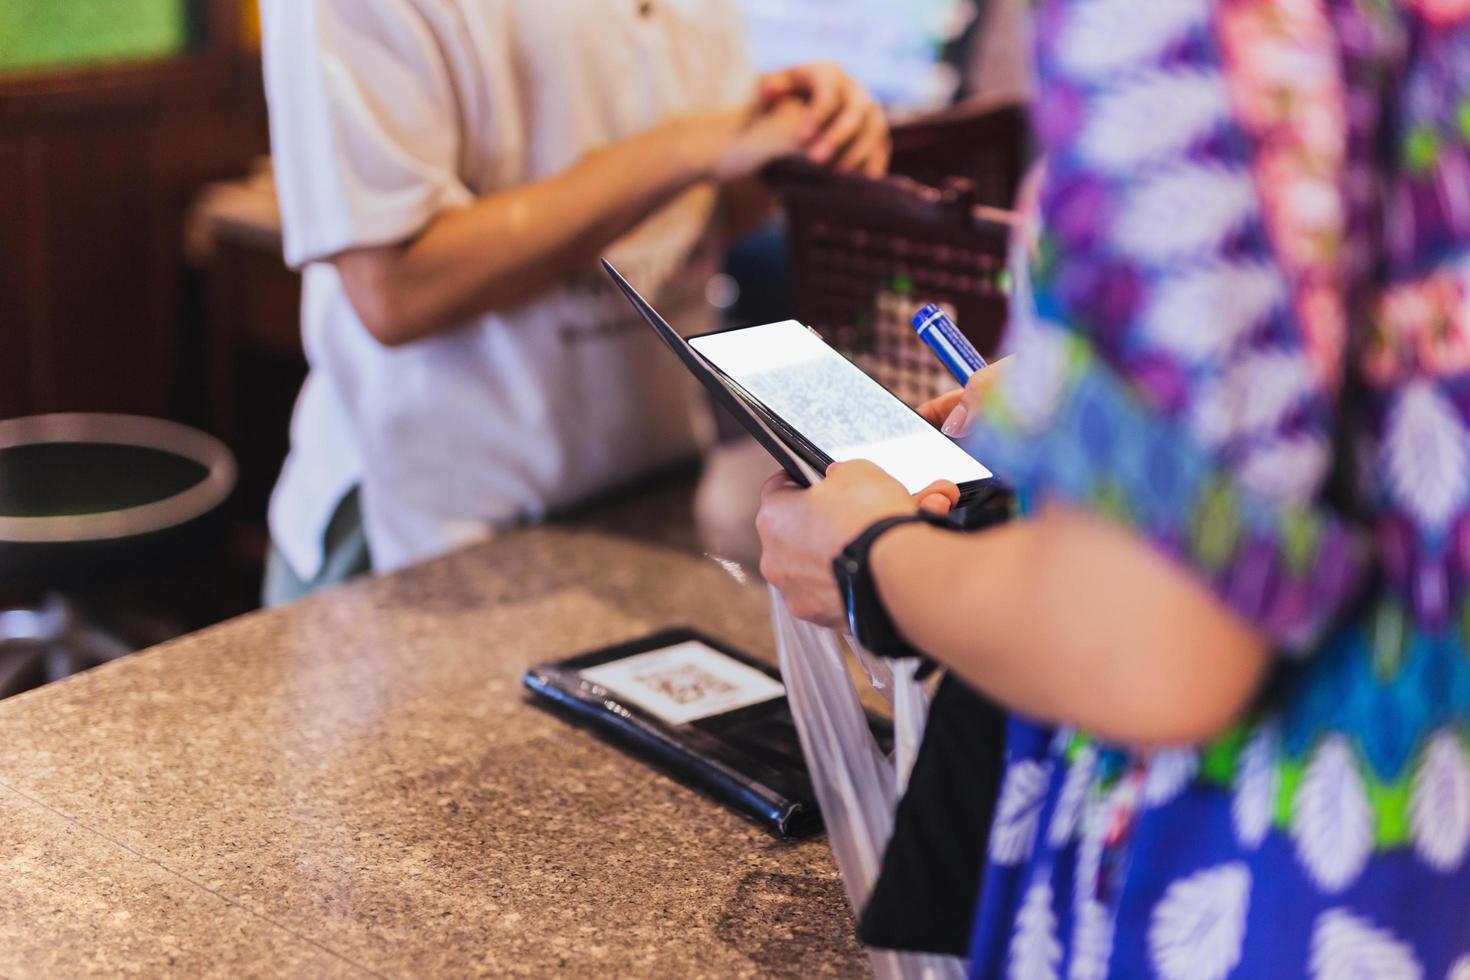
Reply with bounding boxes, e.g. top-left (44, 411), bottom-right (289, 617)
top-left (259, 0), bottom-right (889, 605)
